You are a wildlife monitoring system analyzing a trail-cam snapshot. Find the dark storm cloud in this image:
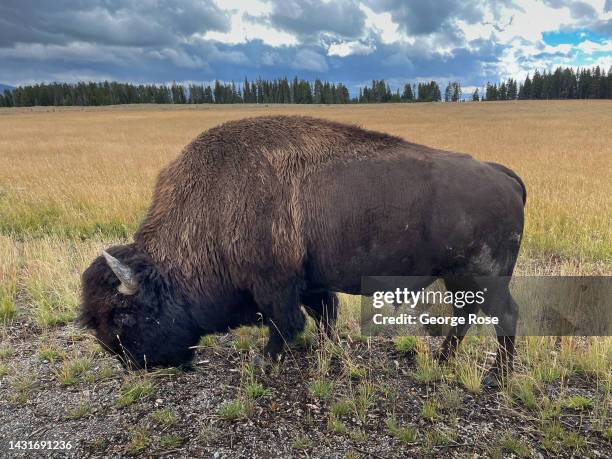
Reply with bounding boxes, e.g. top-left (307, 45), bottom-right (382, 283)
top-left (542, 0), bottom-right (598, 18)
top-left (567, 1), bottom-right (598, 19)
top-left (0, 0), bottom-right (608, 91)
top-left (206, 36), bottom-right (506, 90)
top-left (591, 18), bottom-right (612, 34)
top-left (0, 0), bottom-right (230, 47)
top-left (366, 0), bottom-right (483, 35)
top-left (264, 0), bottom-right (366, 40)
